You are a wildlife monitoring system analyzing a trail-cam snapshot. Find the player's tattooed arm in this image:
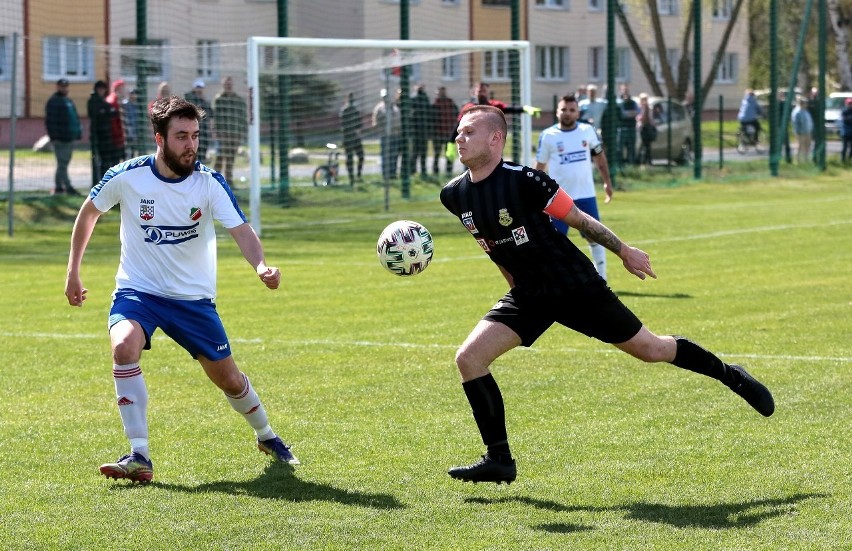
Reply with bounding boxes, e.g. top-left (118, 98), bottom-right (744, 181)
top-left (565, 204), bottom-right (623, 254)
